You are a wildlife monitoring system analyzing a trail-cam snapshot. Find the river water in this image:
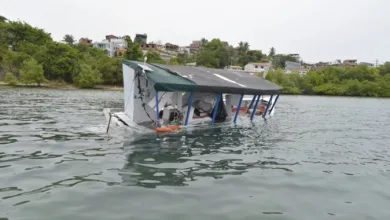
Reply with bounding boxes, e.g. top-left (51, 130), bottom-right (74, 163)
top-left (0, 87), bottom-right (390, 220)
